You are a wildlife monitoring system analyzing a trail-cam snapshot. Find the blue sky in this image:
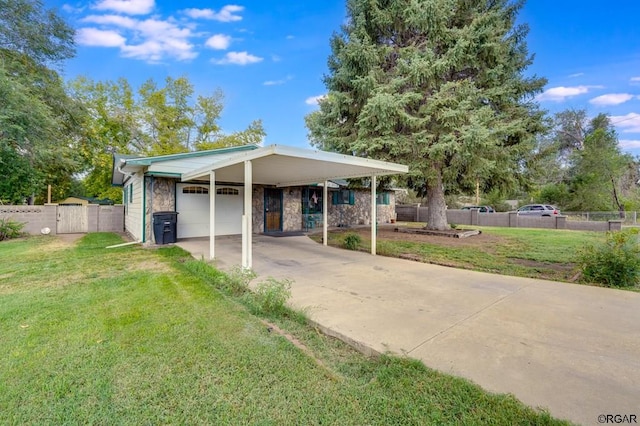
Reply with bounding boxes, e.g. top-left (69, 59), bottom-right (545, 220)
top-left (47, 0), bottom-right (640, 155)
